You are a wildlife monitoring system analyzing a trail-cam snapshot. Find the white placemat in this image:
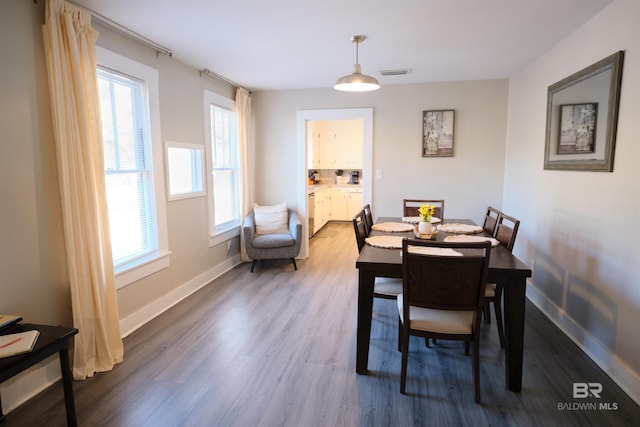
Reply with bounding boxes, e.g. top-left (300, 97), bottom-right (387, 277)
top-left (401, 216), bottom-right (441, 224)
top-left (365, 235), bottom-right (405, 249)
top-left (444, 234), bottom-right (500, 247)
top-left (371, 222), bottom-right (415, 232)
top-left (408, 246), bottom-right (463, 256)
top-left (437, 223), bottom-right (483, 234)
